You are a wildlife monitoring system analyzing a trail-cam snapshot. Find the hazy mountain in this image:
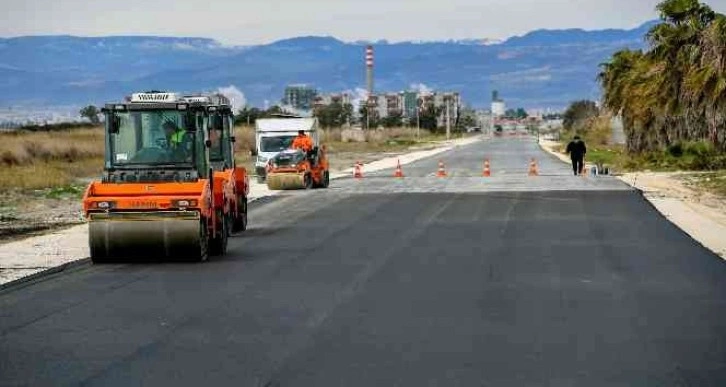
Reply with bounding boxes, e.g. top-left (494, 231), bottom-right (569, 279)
top-left (0, 21), bottom-right (655, 110)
